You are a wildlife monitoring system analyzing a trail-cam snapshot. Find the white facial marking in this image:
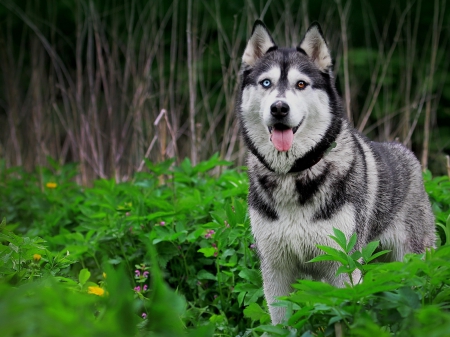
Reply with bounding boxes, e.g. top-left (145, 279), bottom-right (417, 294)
top-left (287, 69), bottom-right (312, 87)
top-left (257, 67), bottom-right (281, 86)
